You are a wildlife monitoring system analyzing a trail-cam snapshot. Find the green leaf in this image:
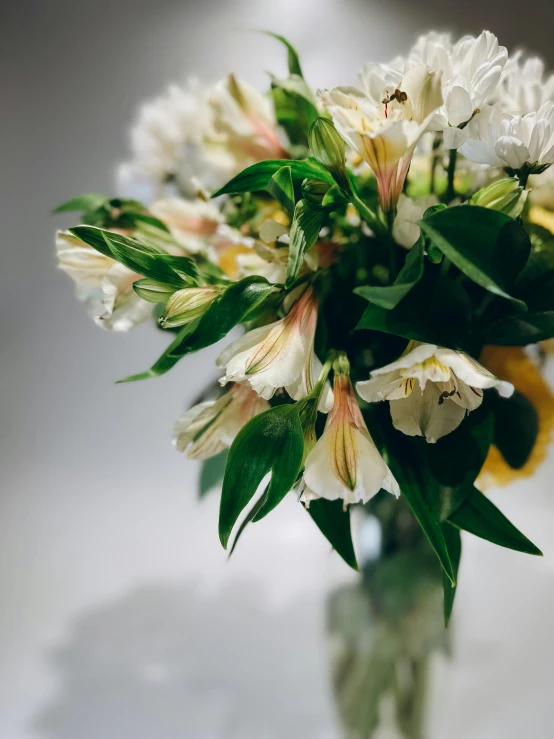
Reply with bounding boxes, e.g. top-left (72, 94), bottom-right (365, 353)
top-left (356, 274), bottom-right (472, 350)
top-left (448, 486), bottom-right (542, 556)
top-left (119, 276), bottom-right (276, 382)
top-left (263, 31), bottom-right (304, 77)
top-left (321, 184), bottom-right (348, 208)
top-left (306, 499), bottom-right (358, 570)
top-left (427, 405), bottom-right (494, 519)
top-left (54, 193), bottom-right (108, 214)
top-left (490, 391), bottom-right (538, 469)
top-left (219, 405), bottom-right (304, 548)
top-left (354, 238), bottom-right (424, 310)
top-left (199, 450), bottom-right (228, 498)
top-left (419, 205), bottom-right (531, 309)
top-left (70, 226), bottom-right (187, 288)
top-left (212, 158), bottom-right (334, 197)
top-left (285, 199), bottom-right (324, 288)
top-left (442, 523), bottom-right (461, 626)
top-left (266, 165), bottom-right (295, 215)
top-left (481, 311), bottom-right (554, 345)
top-left (387, 437), bottom-right (455, 584)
